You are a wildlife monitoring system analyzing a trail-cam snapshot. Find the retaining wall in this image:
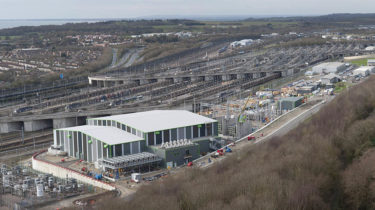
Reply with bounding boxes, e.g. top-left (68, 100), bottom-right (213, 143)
top-left (32, 150), bottom-right (115, 191)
